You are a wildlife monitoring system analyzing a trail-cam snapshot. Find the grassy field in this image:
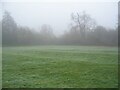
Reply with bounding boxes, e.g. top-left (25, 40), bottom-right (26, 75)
top-left (0, 47), bottom-right (2, 89)
top-left (2, 46), bottom-right (118, 88)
